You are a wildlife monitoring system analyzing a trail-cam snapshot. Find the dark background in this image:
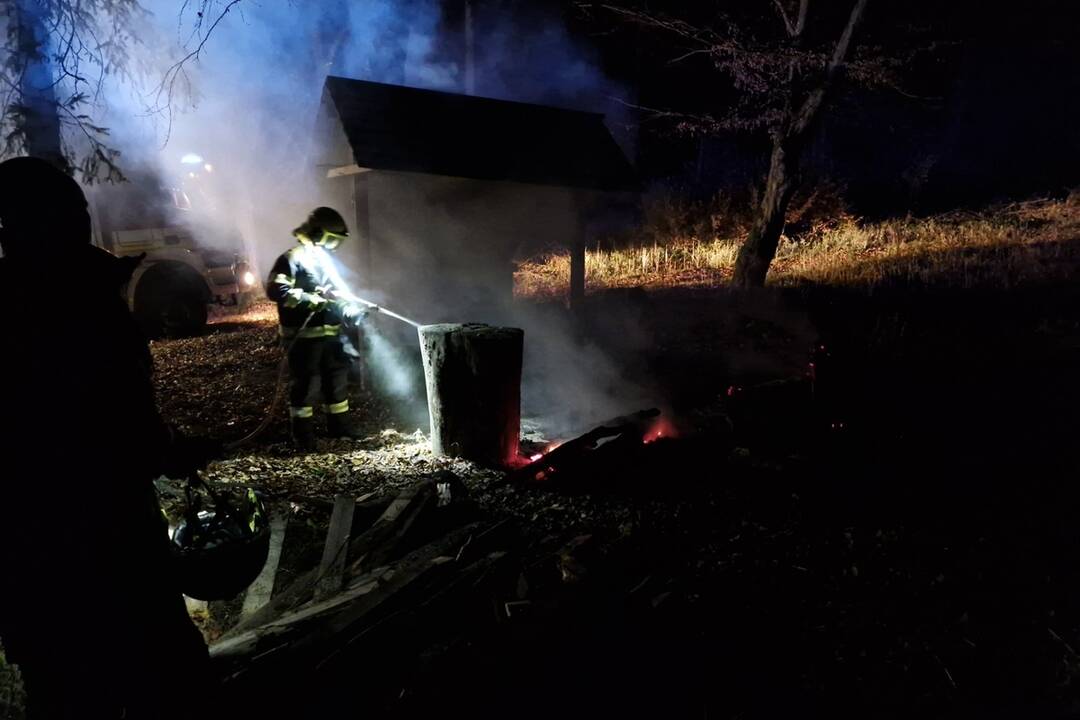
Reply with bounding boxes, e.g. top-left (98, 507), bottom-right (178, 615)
top-left (437, 0), bottom-right (1079, 215)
